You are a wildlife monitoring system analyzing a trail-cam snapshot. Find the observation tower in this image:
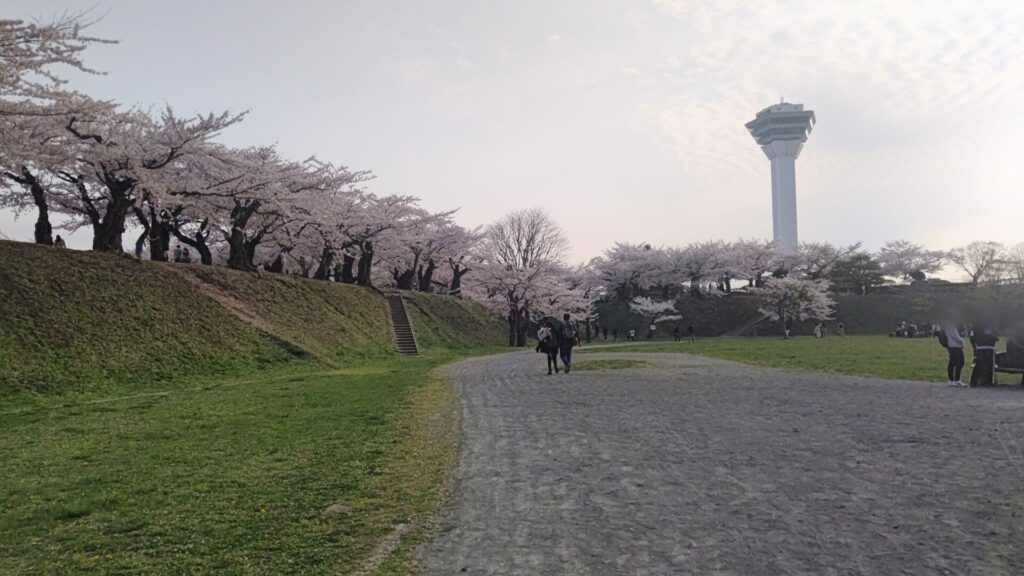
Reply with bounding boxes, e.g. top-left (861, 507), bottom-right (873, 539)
top-left (745, 102), bottom-right (815, 249)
